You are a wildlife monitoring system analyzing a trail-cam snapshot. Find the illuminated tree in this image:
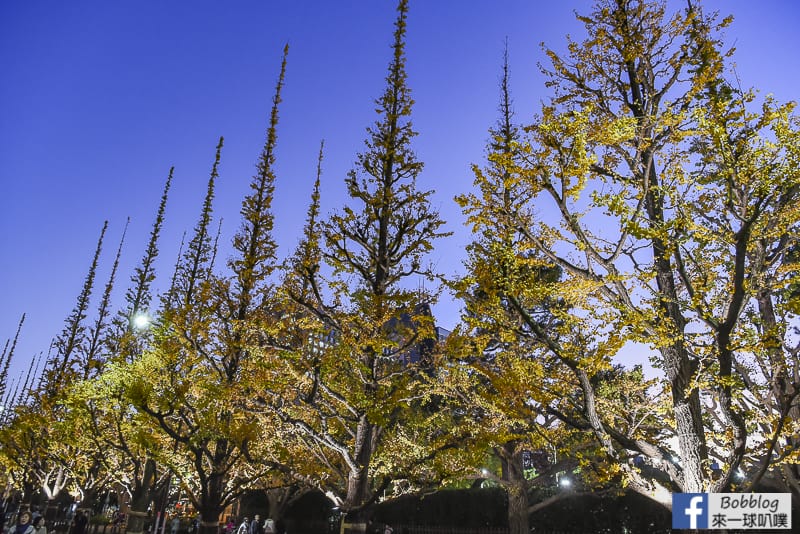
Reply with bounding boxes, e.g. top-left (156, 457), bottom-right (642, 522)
top-left (36, 222), bottom-right (110, 506)
top-left (452, 47), bottom-right (608, 534)
top-left (73, 171), bottom-right (173, 534)
top-left (124, 46), bottom-right (290, 534)
top-left (458, 0), bottom-right (800, 501)
top-left (256, 0), bottom-right (450, 514)
top-left (0, 221), bottom-right (119, 514)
